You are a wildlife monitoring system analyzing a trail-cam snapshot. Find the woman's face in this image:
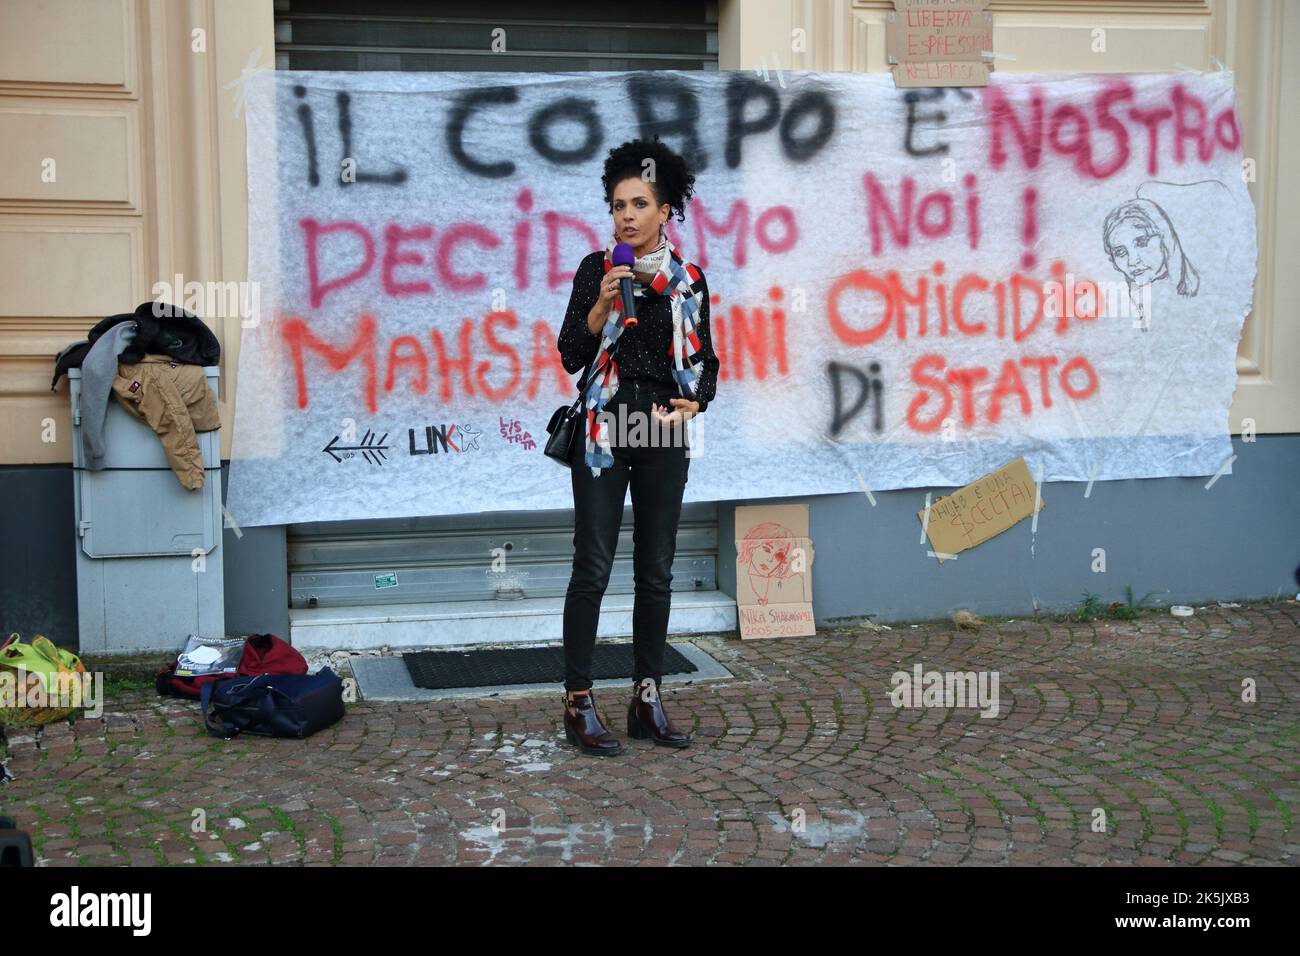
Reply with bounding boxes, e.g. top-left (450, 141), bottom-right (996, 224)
top-left (750, 540), bottom-right (789, 576)
top-left (1107, 219), bottom-right (1168, 286)
top-left (610, 177), bottom-right (668, 257)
